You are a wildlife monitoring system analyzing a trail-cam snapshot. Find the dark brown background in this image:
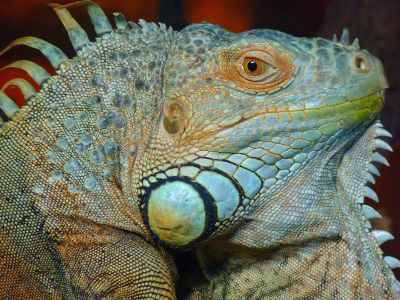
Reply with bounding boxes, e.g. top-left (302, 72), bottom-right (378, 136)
top-left (0, 0), bottom-right (399, 276)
